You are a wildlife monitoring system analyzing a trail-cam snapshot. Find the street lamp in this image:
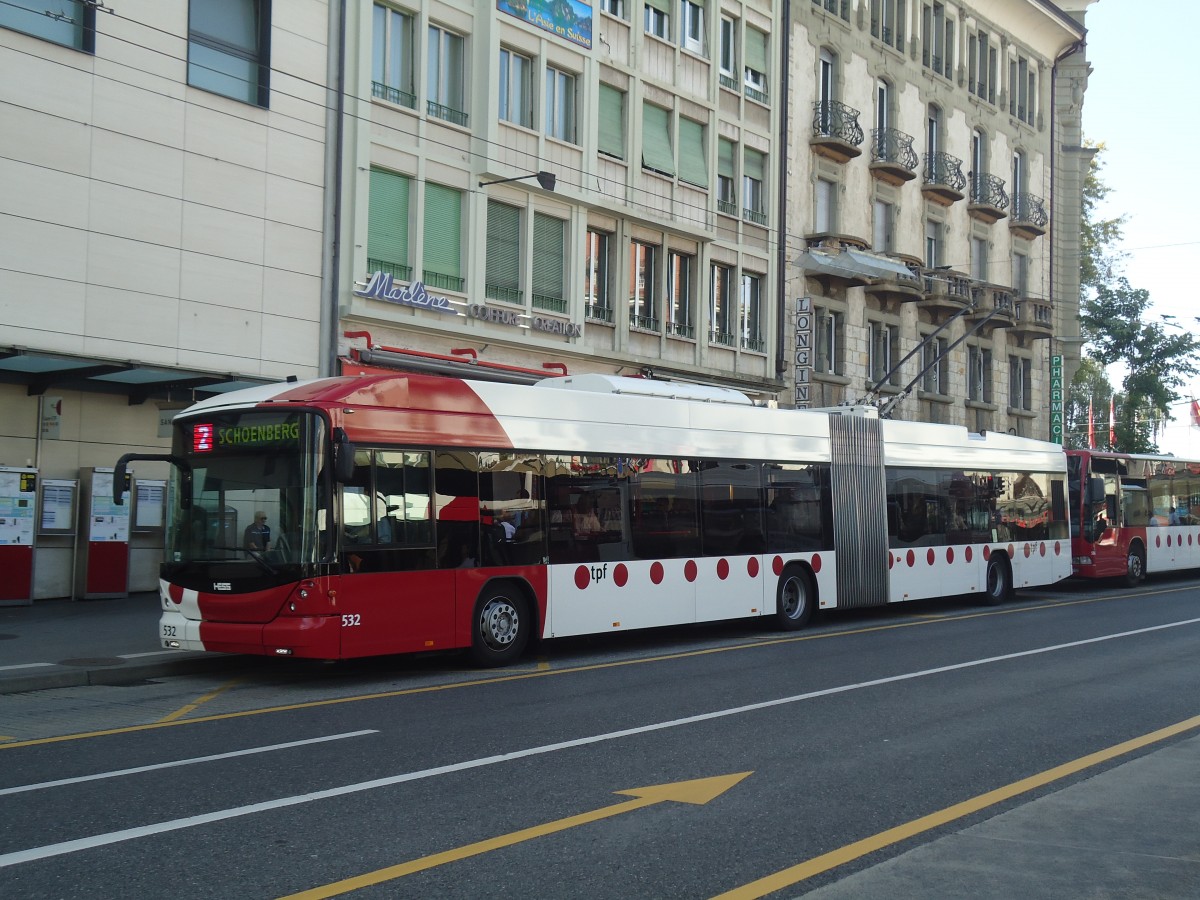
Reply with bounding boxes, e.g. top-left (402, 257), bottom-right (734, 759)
top-left (478, 170), bottom-right (557, 191)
